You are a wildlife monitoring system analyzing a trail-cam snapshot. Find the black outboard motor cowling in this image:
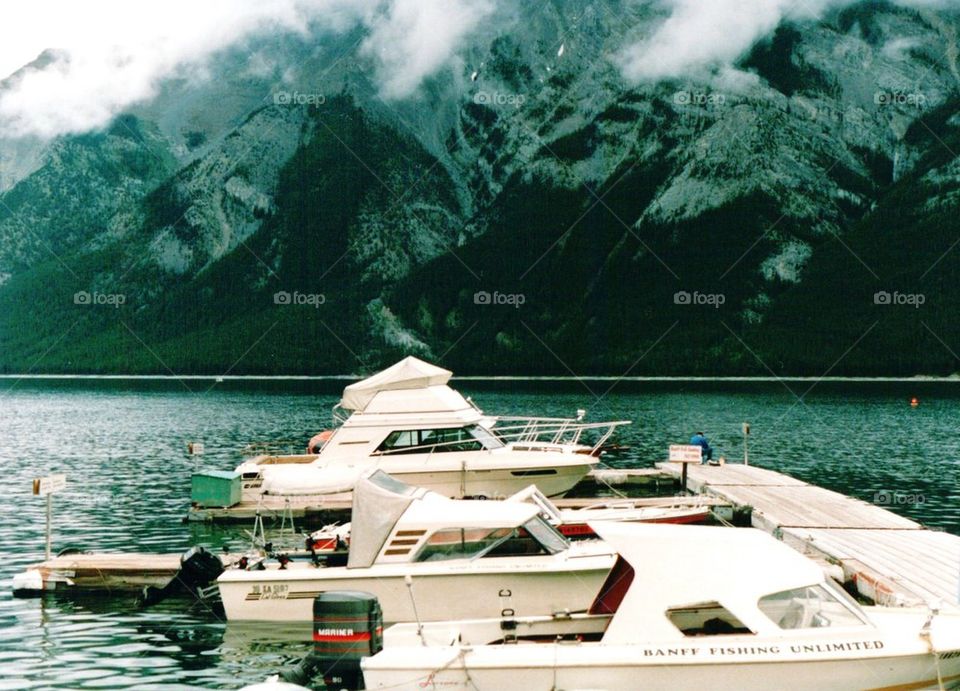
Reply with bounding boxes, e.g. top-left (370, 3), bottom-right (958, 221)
top-left (178, 546), bottom-right (225, 590)
top-left (138, 546), bottom-right (224, 608)
top-left (282, 591), bottom-right (383, 690)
